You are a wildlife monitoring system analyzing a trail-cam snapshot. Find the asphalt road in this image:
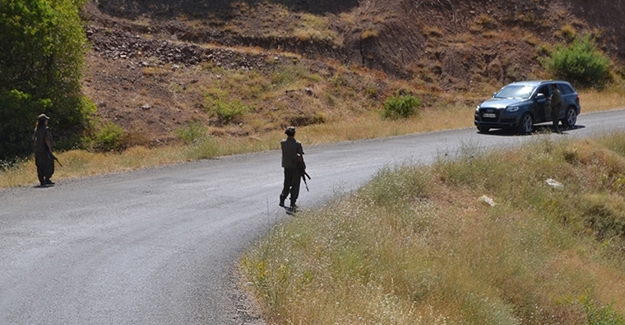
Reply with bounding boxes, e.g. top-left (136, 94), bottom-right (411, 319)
top-left (1, 110), bottom-right (624, 325)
